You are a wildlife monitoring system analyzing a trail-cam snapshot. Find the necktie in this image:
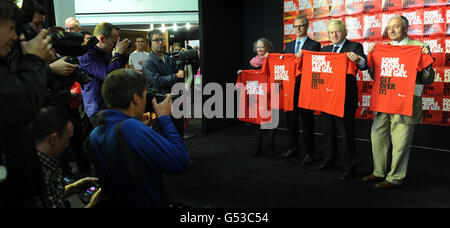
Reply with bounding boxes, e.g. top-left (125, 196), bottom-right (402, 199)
top-left (295, 40), bottom-right (301, 54)
top-left (332, 45), bottom-right (339, 53)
